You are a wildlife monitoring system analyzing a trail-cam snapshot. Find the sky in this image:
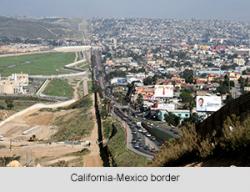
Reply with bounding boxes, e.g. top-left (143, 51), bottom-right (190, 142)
top-left (0, 0), bottom-right (250, 21)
